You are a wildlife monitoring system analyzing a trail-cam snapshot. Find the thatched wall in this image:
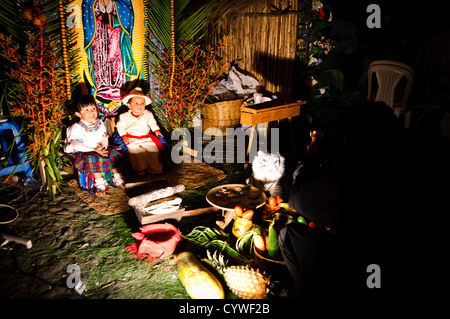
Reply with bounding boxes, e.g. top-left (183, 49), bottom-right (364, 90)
top-left (207, 0), bottom-right (299, 98)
